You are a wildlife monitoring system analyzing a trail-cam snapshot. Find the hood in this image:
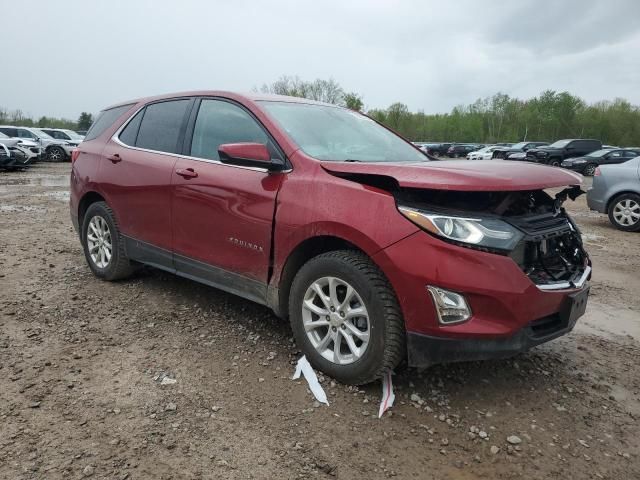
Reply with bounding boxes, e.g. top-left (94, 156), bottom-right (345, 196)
top-left (321, 160), bottom-right (583, 191)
